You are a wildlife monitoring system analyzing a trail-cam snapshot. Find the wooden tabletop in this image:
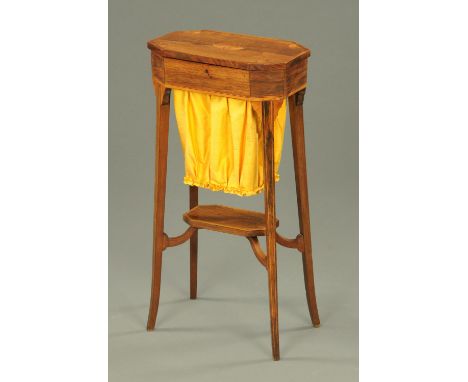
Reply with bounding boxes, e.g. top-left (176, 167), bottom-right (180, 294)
top-left (147, 30), bottom-right (310, 71)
